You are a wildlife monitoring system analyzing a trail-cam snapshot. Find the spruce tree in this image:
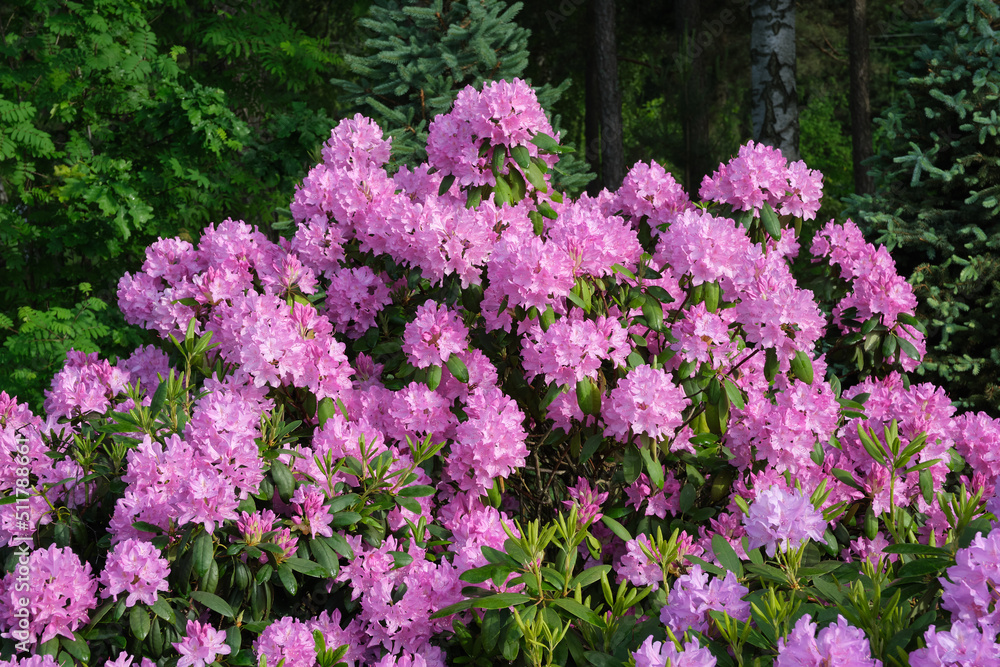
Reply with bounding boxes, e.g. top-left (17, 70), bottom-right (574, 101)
top-left (845, 0), bottom-right (1000, 413)
top-left (336, 0), bottom-right (593, 192)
